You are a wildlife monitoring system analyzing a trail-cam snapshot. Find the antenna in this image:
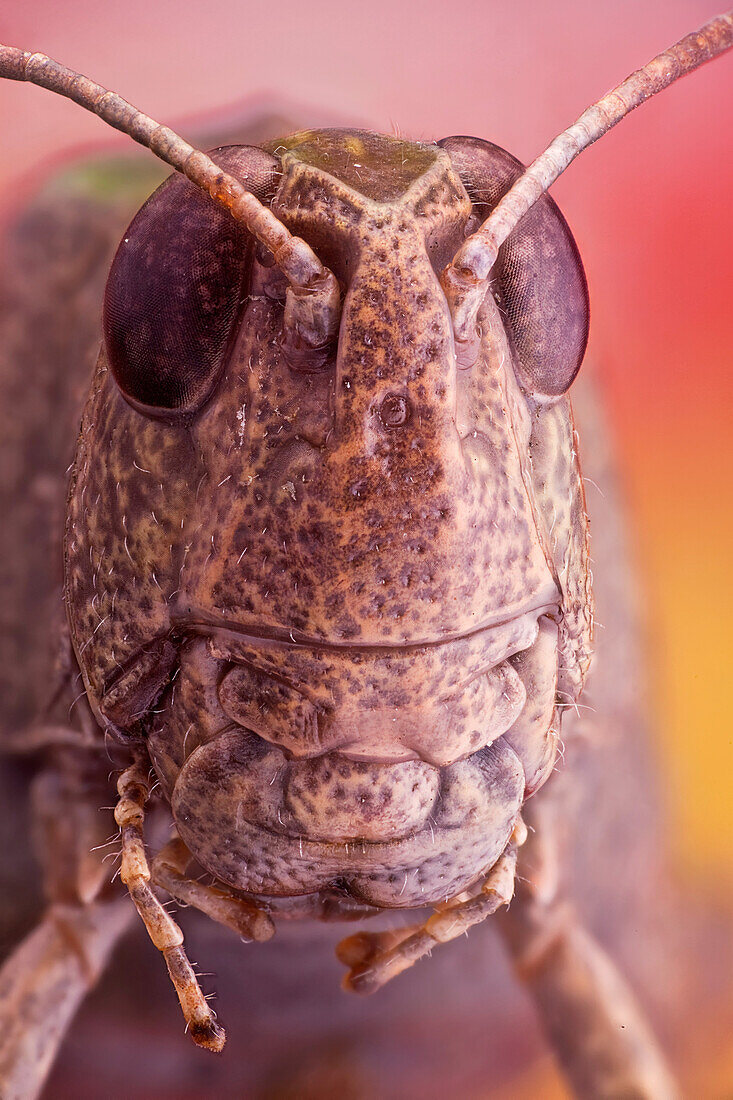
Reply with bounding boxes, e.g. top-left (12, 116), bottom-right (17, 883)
top-left (443, 12), bottom-right (733, 343)
top-left (0, 45), bottom-right (340, 354)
